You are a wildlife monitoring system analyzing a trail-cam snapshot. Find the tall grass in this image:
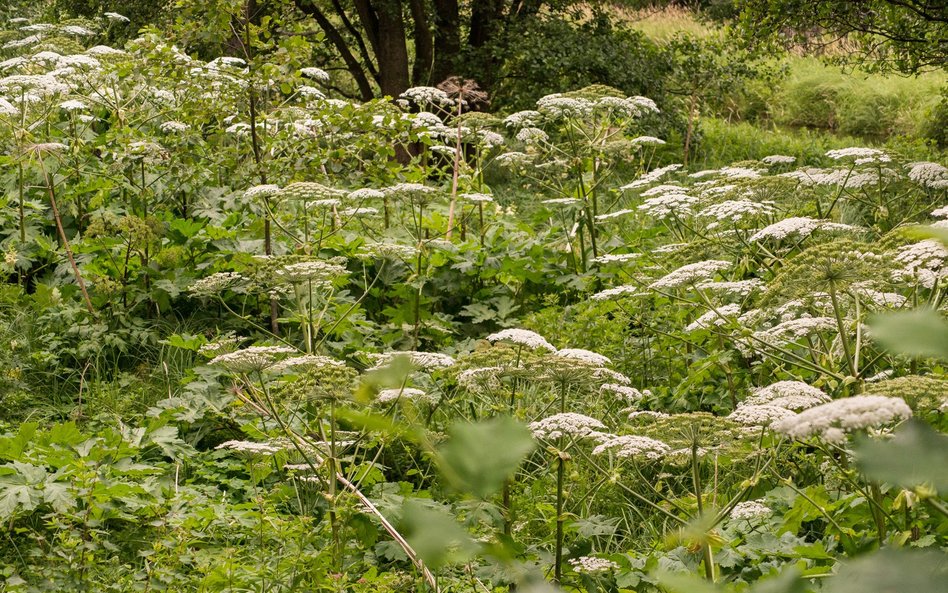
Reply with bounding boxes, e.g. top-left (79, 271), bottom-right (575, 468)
top-left (689, 117), bottom-right (942, 170)
top-left (766, 58), bottom-right (947, 140)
